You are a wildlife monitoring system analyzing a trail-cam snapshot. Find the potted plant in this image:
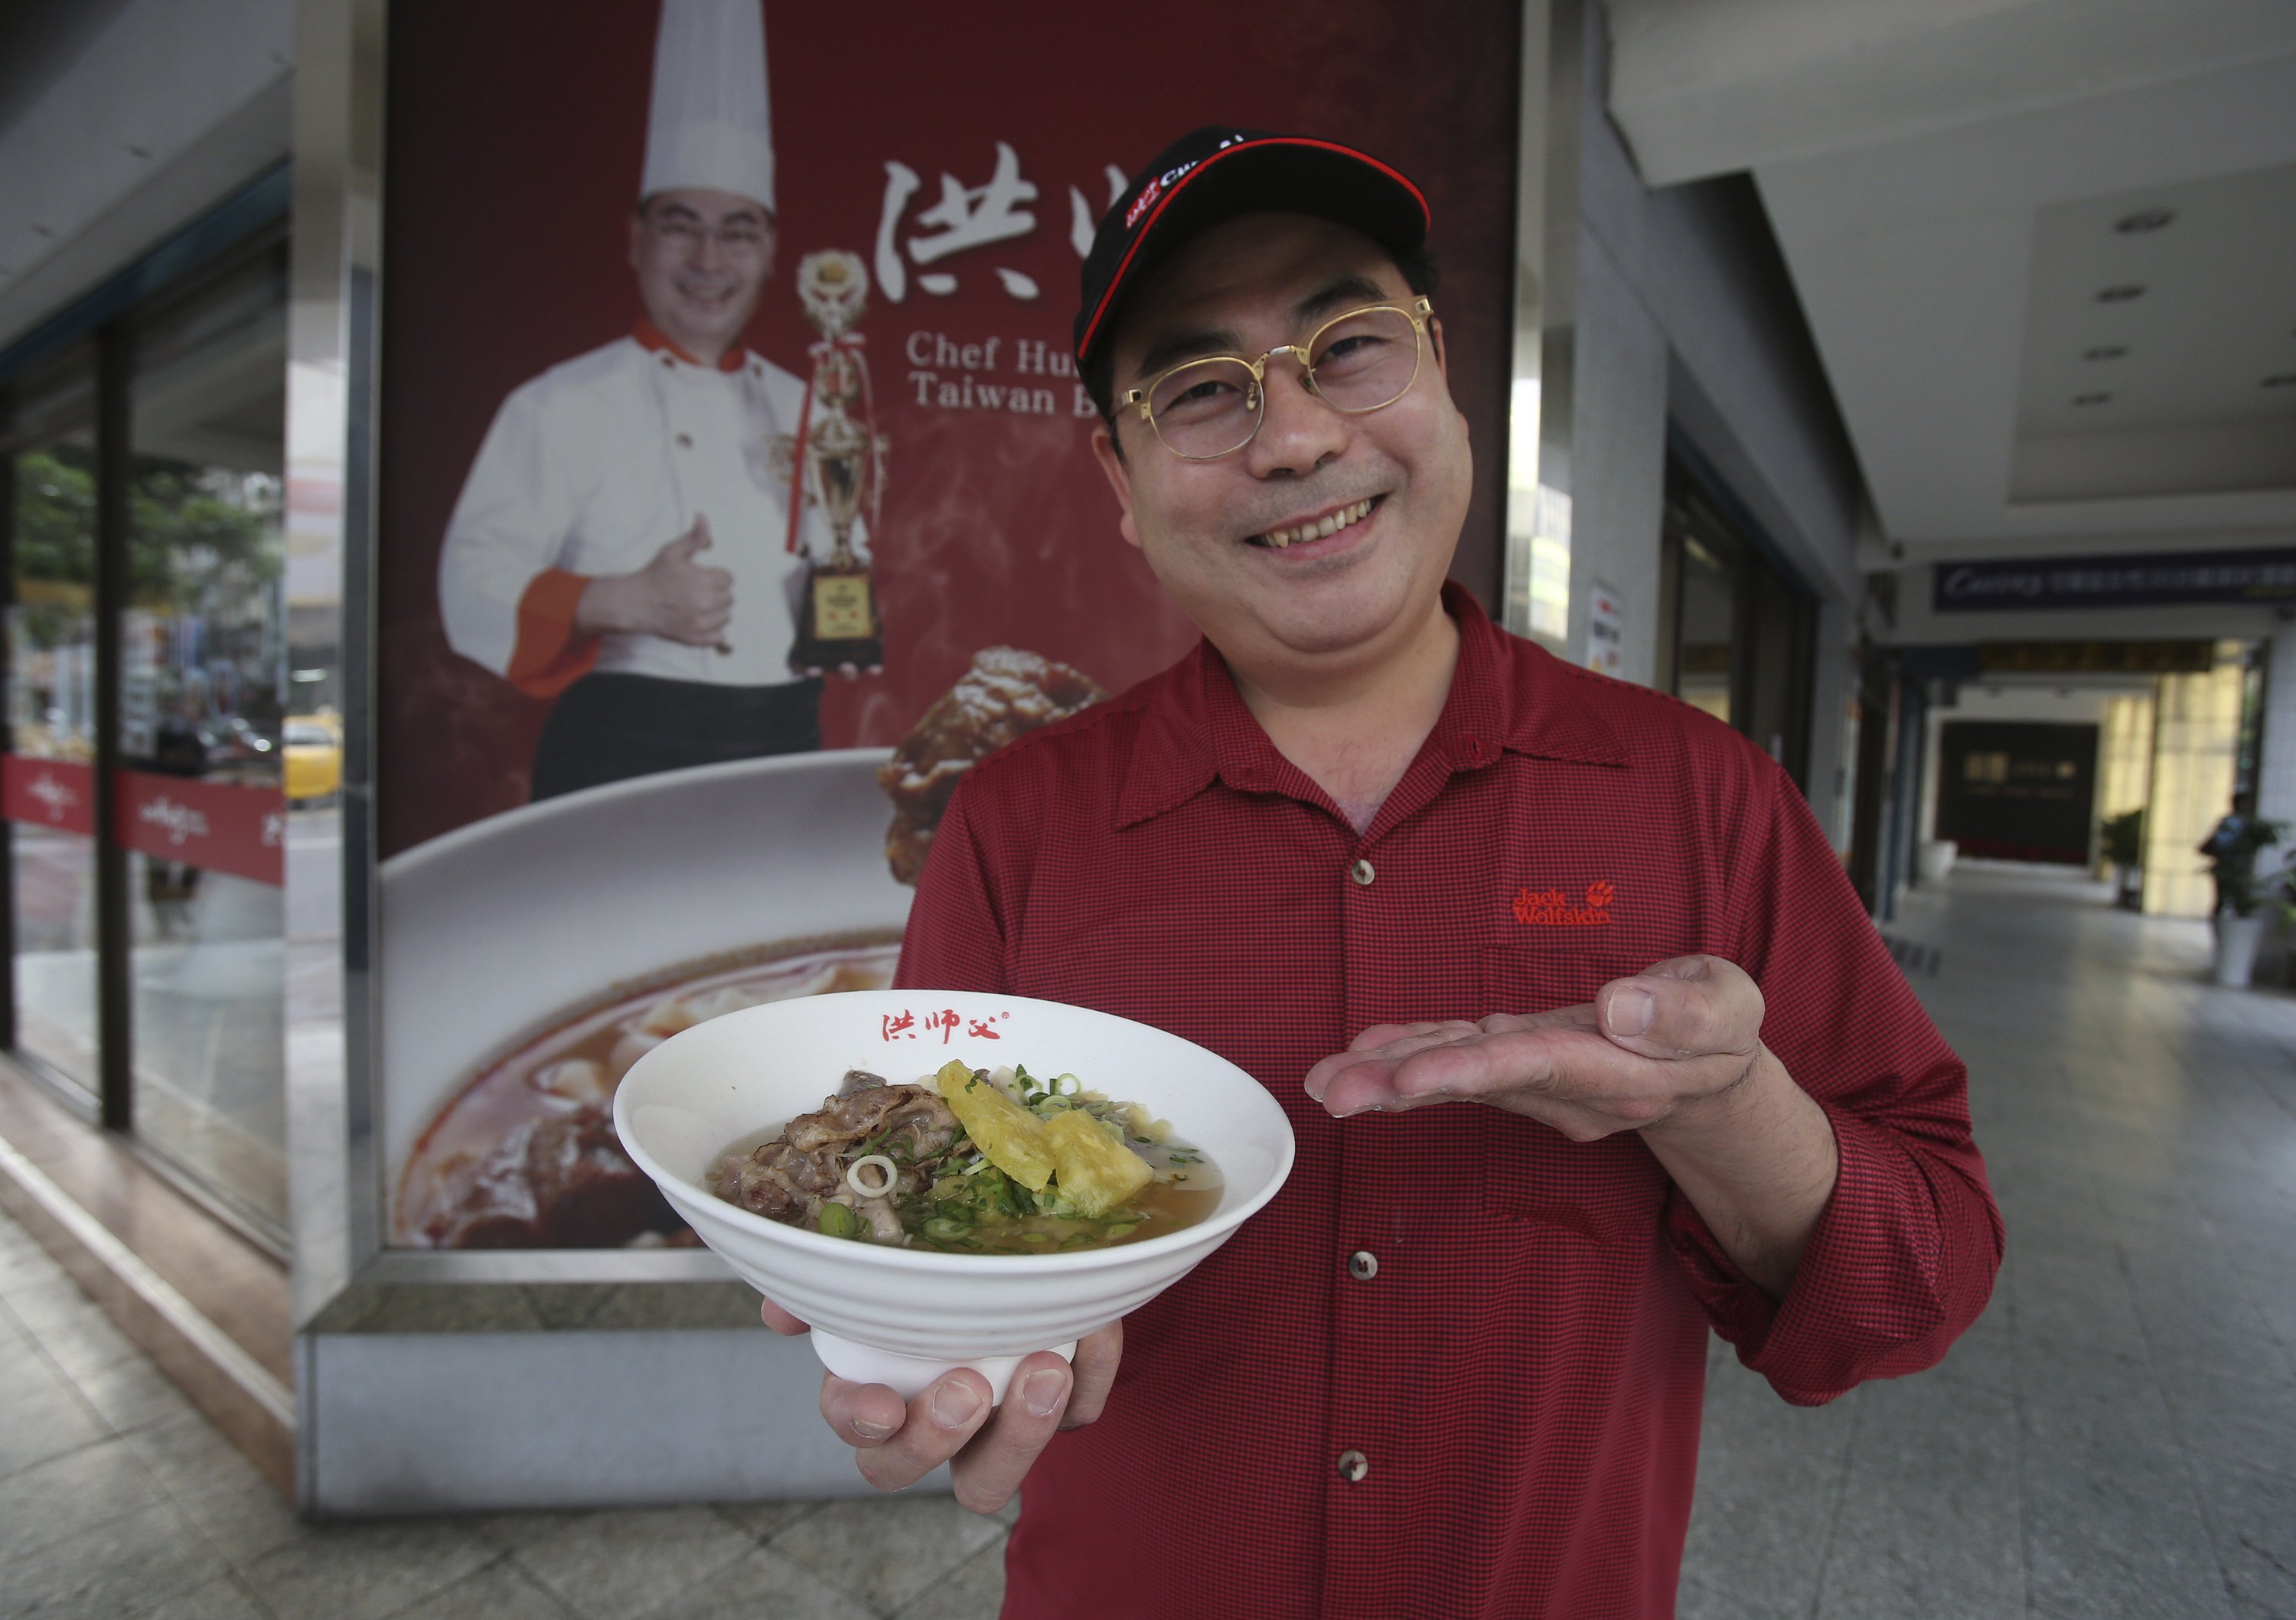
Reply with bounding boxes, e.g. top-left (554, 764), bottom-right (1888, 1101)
top-left (2199, 815), bottom-right (2285, 987)
top-left (2100, 809), bottom-right (2144, 911)
top-left (2276, 868), bottom-right (2296, 992)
